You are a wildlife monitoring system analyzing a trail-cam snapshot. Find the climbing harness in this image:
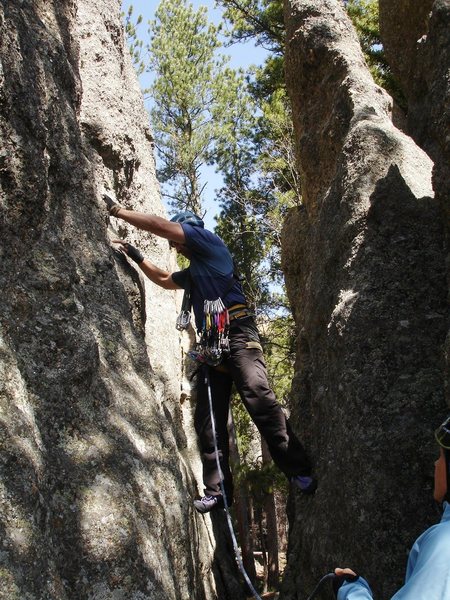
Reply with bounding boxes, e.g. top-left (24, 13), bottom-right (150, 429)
top-left (228, 302), bottom-right (253, 322)
top-left (205, 367), bottom-right (262, 600)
